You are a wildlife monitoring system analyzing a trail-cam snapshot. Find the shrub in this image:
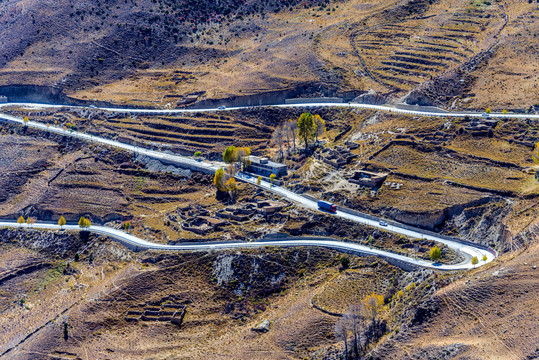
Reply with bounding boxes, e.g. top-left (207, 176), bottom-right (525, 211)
top-left (340, 256), bottom-right (350, 269)
top-left (430, 246), bottom-right (441, 262)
